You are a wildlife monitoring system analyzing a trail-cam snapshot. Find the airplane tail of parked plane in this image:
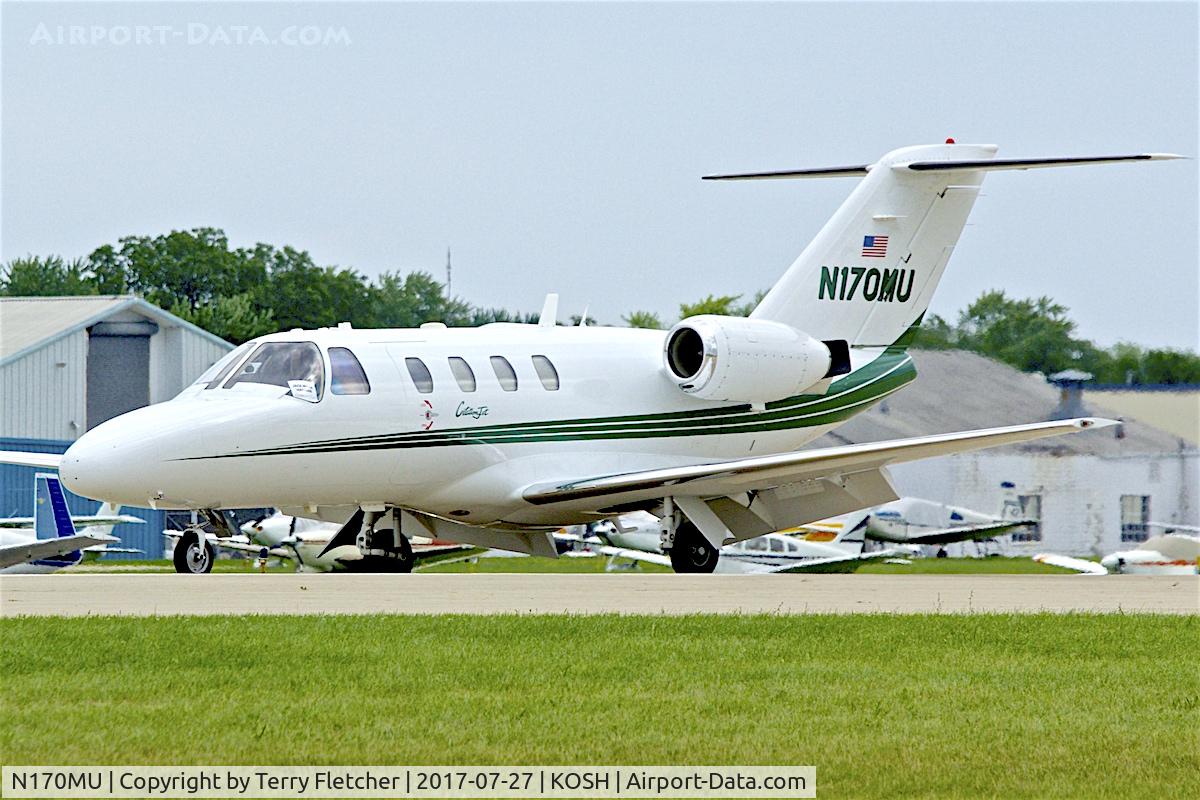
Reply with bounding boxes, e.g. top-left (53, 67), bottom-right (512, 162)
top-left (33, 472), bottom-right (84, 567)
top-left (715, 145), bottom-right (1181, 347)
